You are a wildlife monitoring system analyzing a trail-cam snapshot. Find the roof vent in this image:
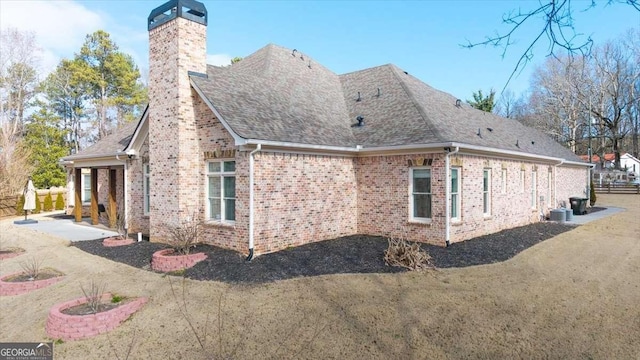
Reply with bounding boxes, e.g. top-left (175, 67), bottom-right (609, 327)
top-left (308, 60), bottom-right (312, 69)
top-left (292, 49), bottom-right (297, 57)
top-left (148, 0), bottom-right (207, 31)
top-left (356, 115), bottom-right (365, 127)
top-left (531, 141), bottom-right (535, 145)
top-left (356, 92), bottom-right (361, 102)
top-left (403, 71), bottom-right (408, 75)
top-left (477, 128), bottom-right (482, 137)
top-left (376, 88), bottom-right (381, 97)
top-left (300, 53), bottom-right (304, 61)
top-left (516, 139), bottom-right (520, 148)
top-left (487, 127), bottom-right (493, 132)
top-left (455, 99), bottom-right (461, 107)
